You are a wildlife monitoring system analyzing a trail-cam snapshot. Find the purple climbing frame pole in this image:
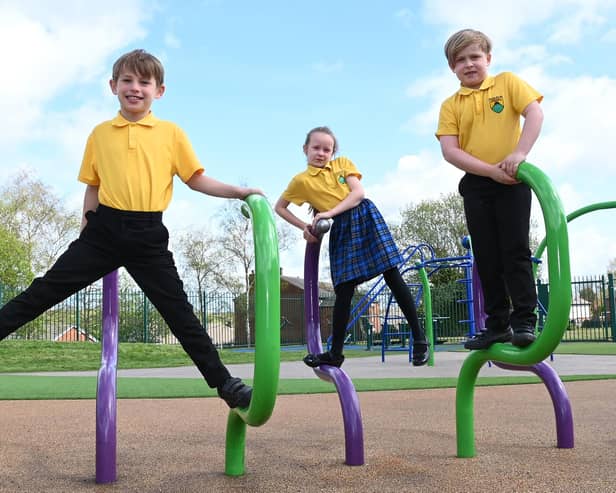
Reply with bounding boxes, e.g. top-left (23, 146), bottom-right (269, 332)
top-left (471, 263), bottom-right (574, 448)
top-left (304, 229), bottom-right (364, 466)
top-left (96, 270), bottom-right (119, 483)
top-left (492, 360), bottom-right (574, 448)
